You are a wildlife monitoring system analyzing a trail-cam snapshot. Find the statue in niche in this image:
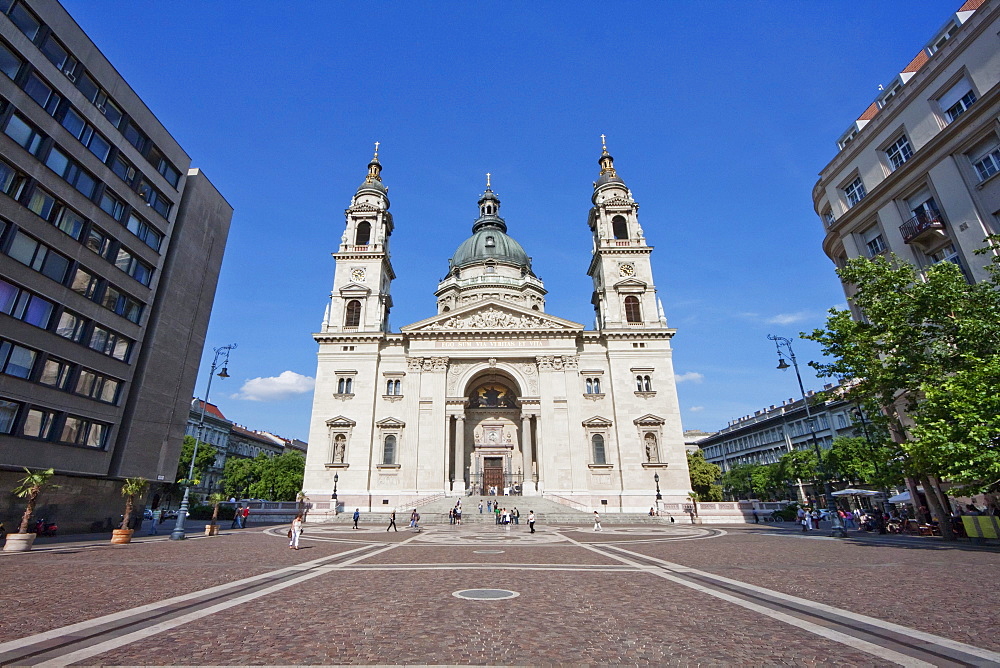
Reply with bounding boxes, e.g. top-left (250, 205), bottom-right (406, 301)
top-left (645, 433), bottom-right (658, 463)
top-left (333, 434), bottom-right (346, 463)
